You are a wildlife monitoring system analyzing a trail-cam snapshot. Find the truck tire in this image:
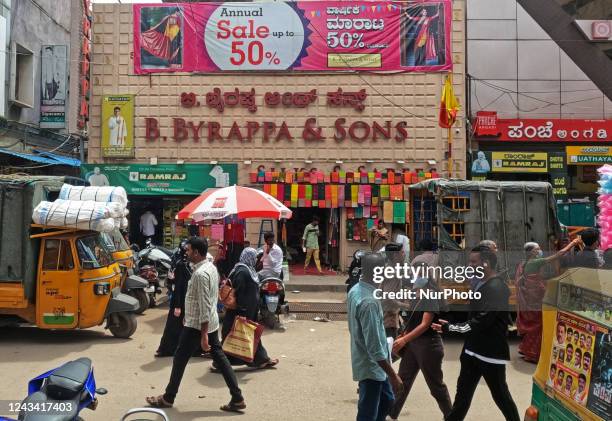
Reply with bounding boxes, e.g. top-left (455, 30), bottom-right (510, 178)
top-left (109, 312), bottom-right (137, 338)
top-left (128, 289), bottom-right (149, 315)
